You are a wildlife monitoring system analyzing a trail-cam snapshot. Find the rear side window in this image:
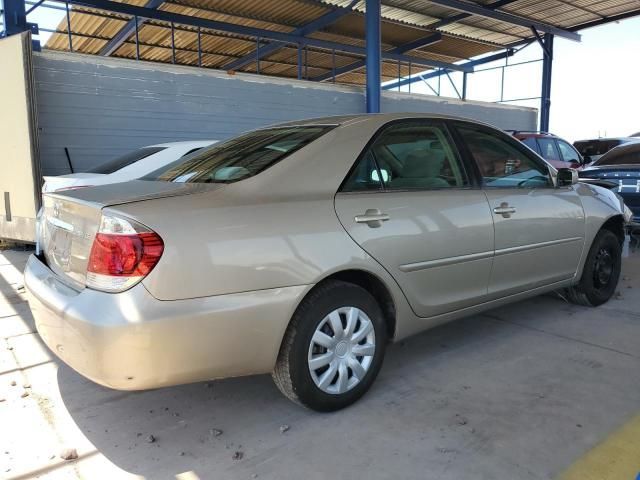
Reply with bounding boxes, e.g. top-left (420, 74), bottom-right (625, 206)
top-left (521, 137), bottom-right (540, 155)
top-left (87, 147), bottom-right (166, 174)
top-left (147, 126), bottom-right (334, 183)
top-left (456, 124), bottom-right (551, 188)
top-left (537, 138), bottom-right (561, 162)
top-left (342, 121), bottom-right (468, 192)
